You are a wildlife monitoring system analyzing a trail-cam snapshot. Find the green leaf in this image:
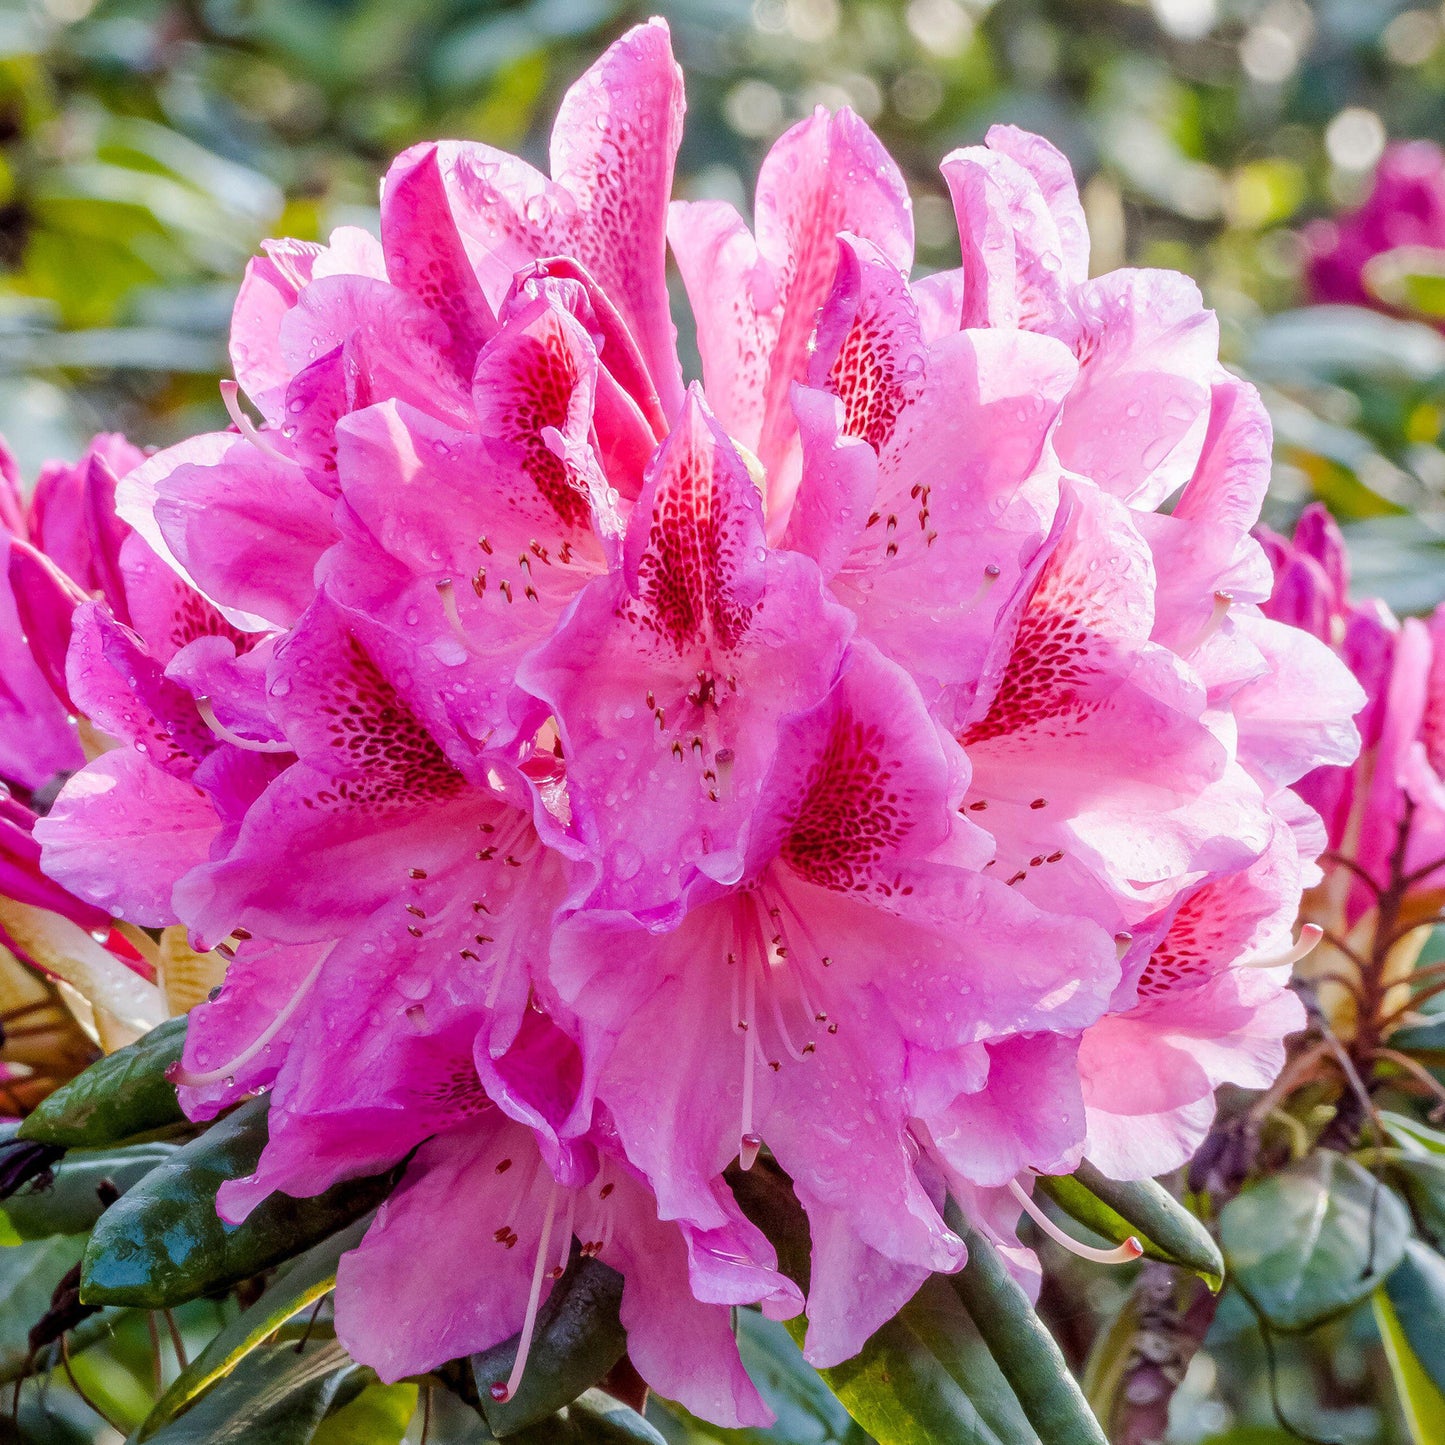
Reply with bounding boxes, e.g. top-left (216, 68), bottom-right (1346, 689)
top-left (81, 1097), bottom-right (394, 1308)
top-left (0, 1234), bottom-right (86, 1383)
top-left (0, 1142), bottom-right (177, 1239)
top-left (807, 1272), bottom-right (1037, 1445)
top-left (1379, 1110), bottom-right (1445, 1154)
top-left (1383, 1239), bottom-right (1445, 1400)
top-left (1219, 1154), bottom-right (1411, 1331)
top-left (137, 1217), bottom-right (372, 1439)
top-left (129, 1336), bottom-right (368, 1444)
top-left (310, 1382), bottom-right (417, 1445)
top-left (1374, 1281), bottom-right (1445, 1444)
top-left (1389, 1154), bottom-right (1445, 1250)
top-left (19, 1015), bottom-right (187, 1148)
top-left (504, 1389), bottom-right (668, 1445)
top-left (1388, 1020), bottom-right (1445, 1068)
top-left (1034, 1162), bottom-right (1223, 1288)
top-left (471, 1253), bottom-right (627, 1436)
top-left (1365, 245), bottom-right (1445, 319)
top-left (947, 1216), bottom-right (1107, 1445)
